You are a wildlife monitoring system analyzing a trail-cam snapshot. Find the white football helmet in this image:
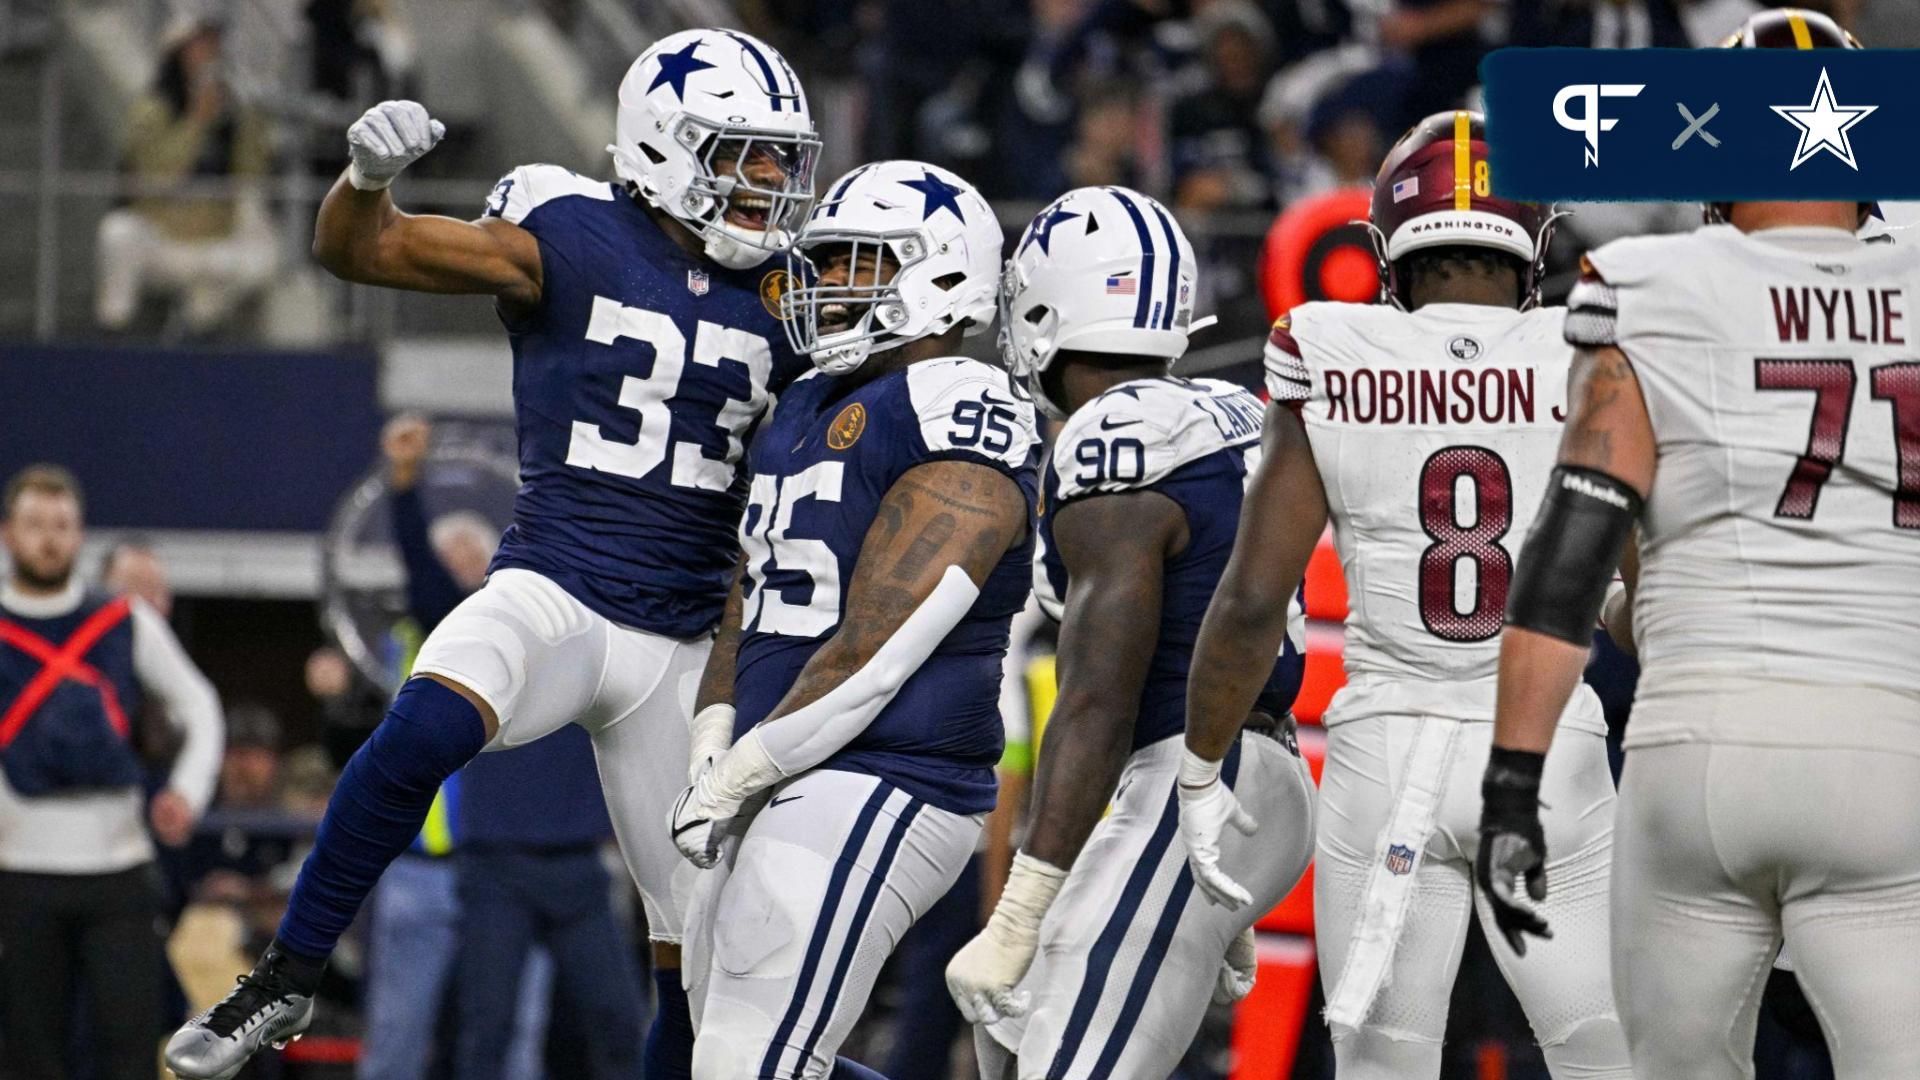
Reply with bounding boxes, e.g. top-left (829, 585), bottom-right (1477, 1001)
top-left (1000, 186), bottom-right (1199, 418)
top-left (781, 161), bottom-right (1003, 375)
top-left (610, 29), bottom-right (821, 269)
